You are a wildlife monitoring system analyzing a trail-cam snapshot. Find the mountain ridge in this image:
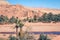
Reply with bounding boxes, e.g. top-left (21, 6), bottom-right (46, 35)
top-left (0, 4), bottom-right (60, 19)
